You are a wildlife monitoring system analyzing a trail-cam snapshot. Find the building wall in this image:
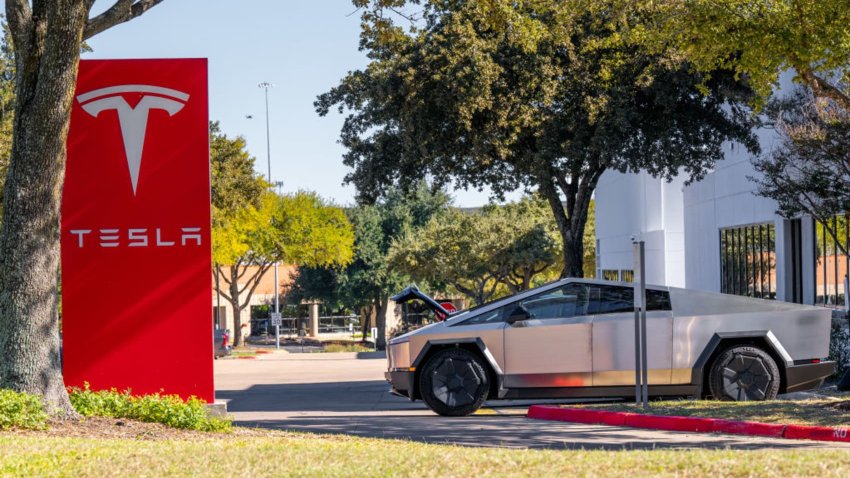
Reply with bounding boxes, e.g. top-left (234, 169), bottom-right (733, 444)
top-left (595, 170), bottom-right (685, 287)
